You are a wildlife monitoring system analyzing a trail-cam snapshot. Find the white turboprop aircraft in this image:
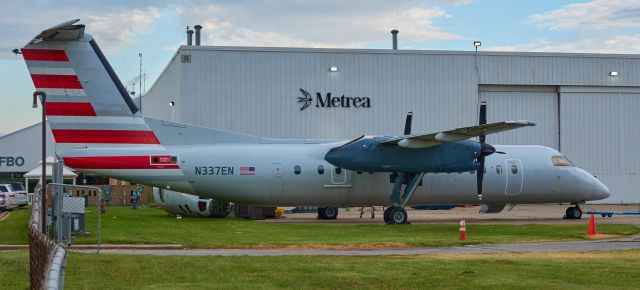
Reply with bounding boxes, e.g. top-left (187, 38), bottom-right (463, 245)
top-left (21, 20), bottom-right (609, 224)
